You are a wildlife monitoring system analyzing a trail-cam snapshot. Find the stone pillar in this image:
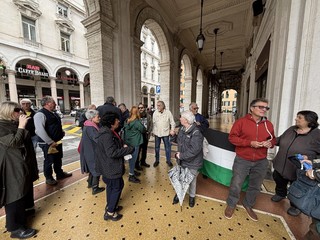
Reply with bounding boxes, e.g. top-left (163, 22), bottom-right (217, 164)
top-left (82, 12), bottom-right (116, 106)
top-left (132, 37), bottom-right (144, 105)
top-left (79, 81), bottom-right (85, 107)
top-left (0, 77), bottom-right (6, 102)
top-left (63, 88), bottom-right (70, 113)
top-left (7, 70), bottom-right (18, 102)
top-left (159, 61), bottom-right (172, 111)
top-left (184, 76), bottom-right (192, 108)
top-left (49, 77), bottom-right (58, 104)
